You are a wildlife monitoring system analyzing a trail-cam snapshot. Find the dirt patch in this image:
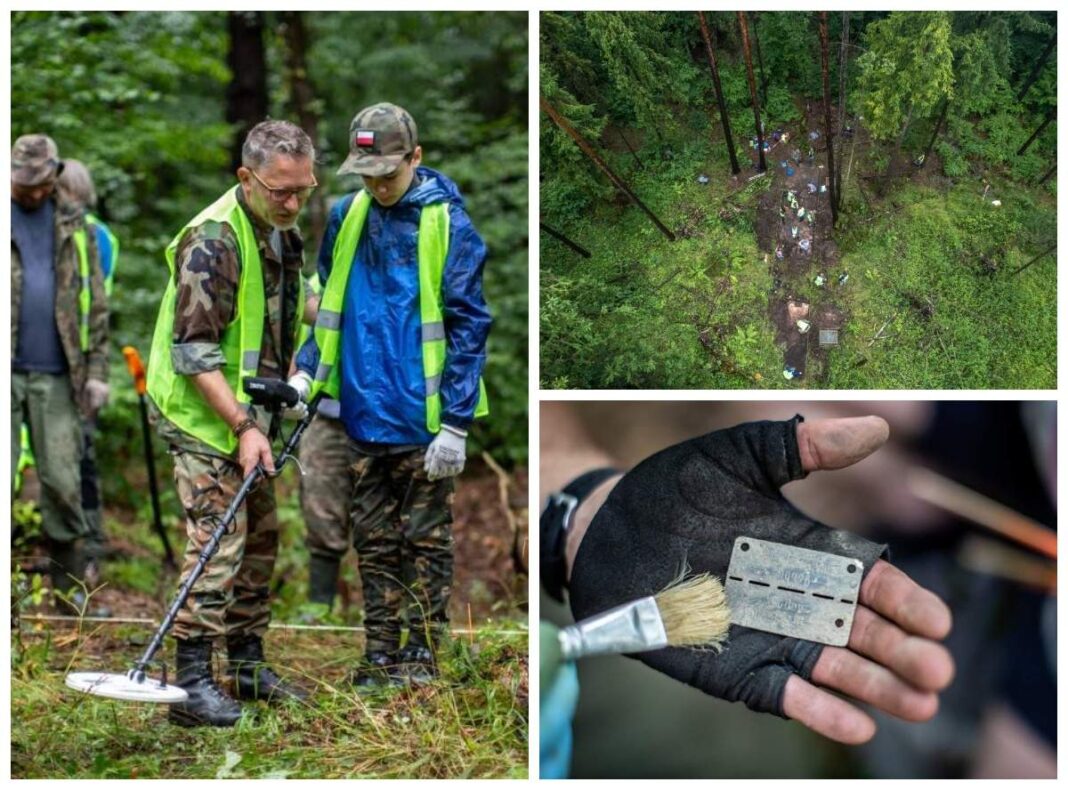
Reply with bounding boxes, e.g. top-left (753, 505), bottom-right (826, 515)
top-left (903, 291), bottom-right (936, 321)
top-left (673, 204), bottom-right (708, 239)
top-left (17, 466), bottom-right (528, 625)
top-left (756, 125), bottom-right (847, 380)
